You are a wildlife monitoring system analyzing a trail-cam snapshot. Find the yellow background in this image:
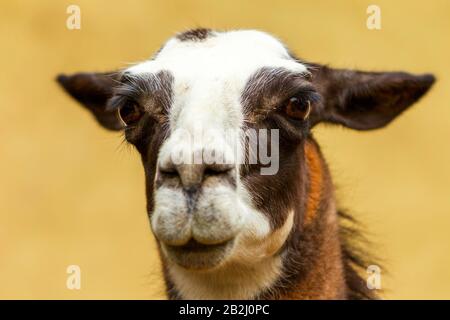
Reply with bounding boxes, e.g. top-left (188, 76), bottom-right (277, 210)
top-left (0, 0), bottom-right (449, 299)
